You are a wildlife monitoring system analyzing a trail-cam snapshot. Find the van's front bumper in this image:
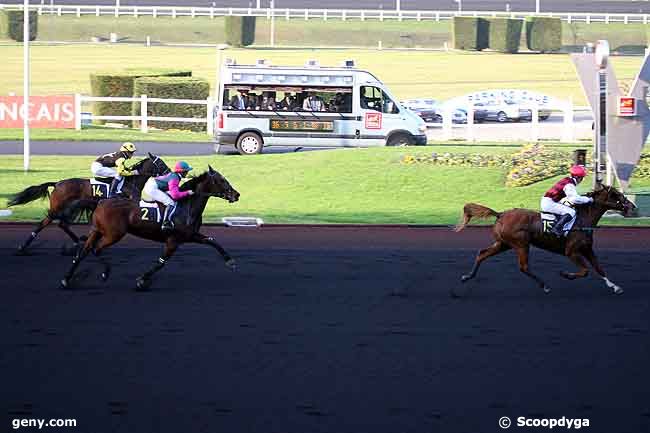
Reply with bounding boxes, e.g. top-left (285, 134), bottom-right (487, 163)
top-left (413, 134), bottom-right (427, 145)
